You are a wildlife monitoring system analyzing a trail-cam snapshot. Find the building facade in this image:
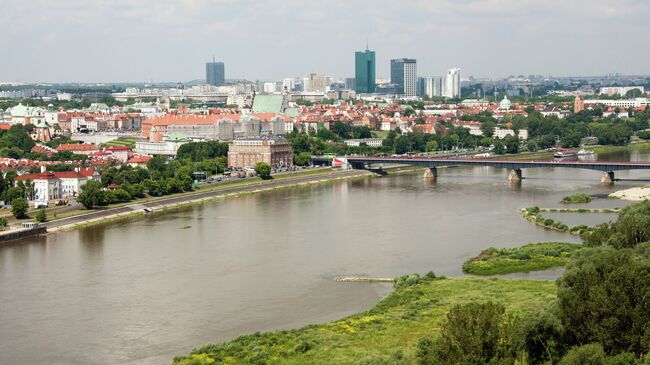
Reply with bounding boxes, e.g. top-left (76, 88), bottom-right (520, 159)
top-left (228, 137), bottom-right (294, 169)
top-left (355, 49), bottom-right (376, 94)
top-left (390, 58), bottom-right (417, 97)
top-left (206, 61), bottom-right (225, 86)
top-left (444, 68), bottom-right (461, 98)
